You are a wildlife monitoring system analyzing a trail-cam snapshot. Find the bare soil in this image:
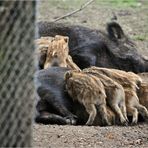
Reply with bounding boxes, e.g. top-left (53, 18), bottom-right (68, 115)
top-left (33, 1), bottom-right (148, 147)
top-left (33, 123), bottom-right (148, 148)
